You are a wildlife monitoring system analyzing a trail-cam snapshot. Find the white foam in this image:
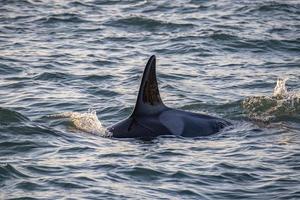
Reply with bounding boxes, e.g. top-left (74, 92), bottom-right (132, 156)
top-left (273, 78), bottom-right (288, 98)
top-left (48, 109), bottom-right (111, 137)
top-left (242, 78), bottom-right (300, 121)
